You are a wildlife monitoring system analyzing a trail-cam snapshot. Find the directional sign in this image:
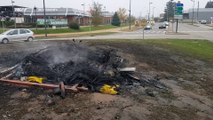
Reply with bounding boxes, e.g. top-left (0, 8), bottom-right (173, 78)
top-left (176, 3), bottom-right (183, 7)
top-left (175, 2), bottom-right (184, 19)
